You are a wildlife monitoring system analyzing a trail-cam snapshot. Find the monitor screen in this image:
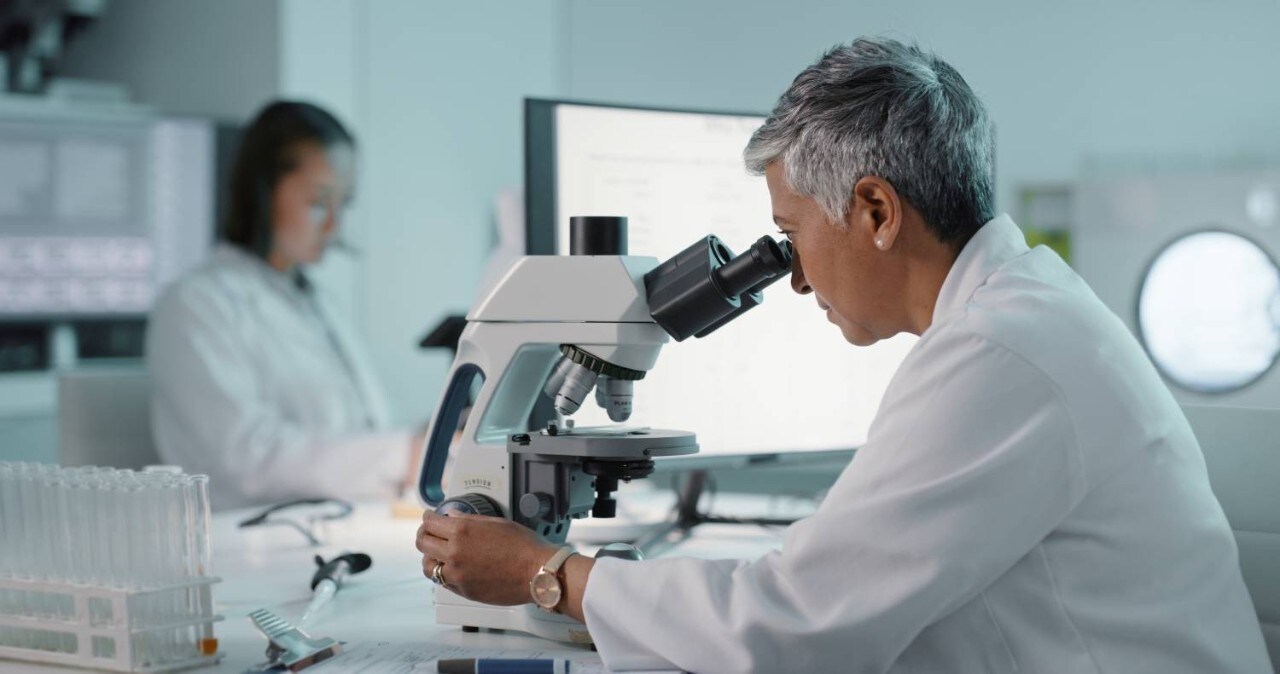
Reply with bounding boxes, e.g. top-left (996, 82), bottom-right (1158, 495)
top-left (525, 99), bottom-right (917, 463)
